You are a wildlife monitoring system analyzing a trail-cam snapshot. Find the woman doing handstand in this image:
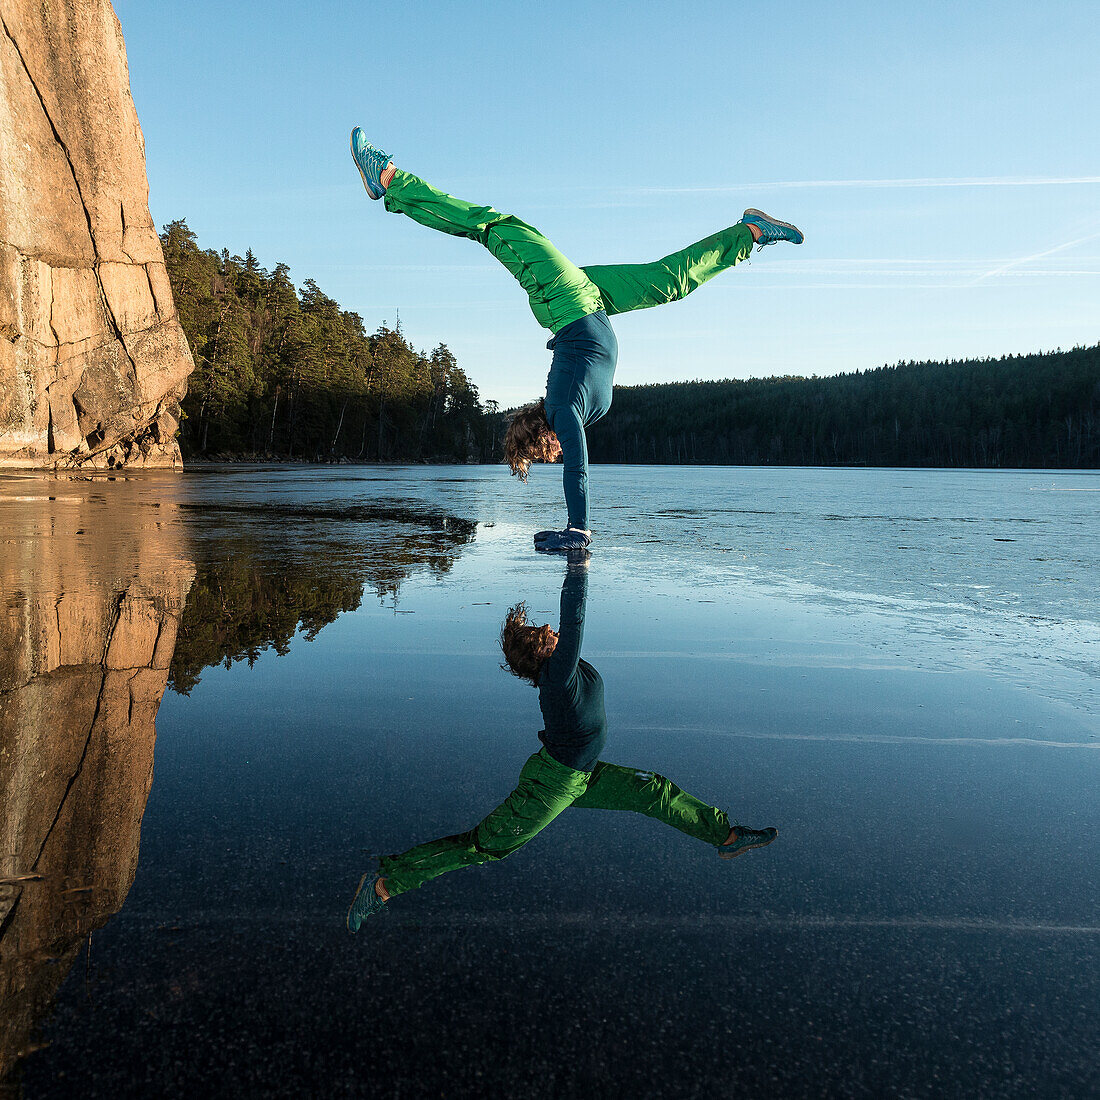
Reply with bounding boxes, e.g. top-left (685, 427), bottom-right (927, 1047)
top-left (350, 128), bottom-right (804, 551)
